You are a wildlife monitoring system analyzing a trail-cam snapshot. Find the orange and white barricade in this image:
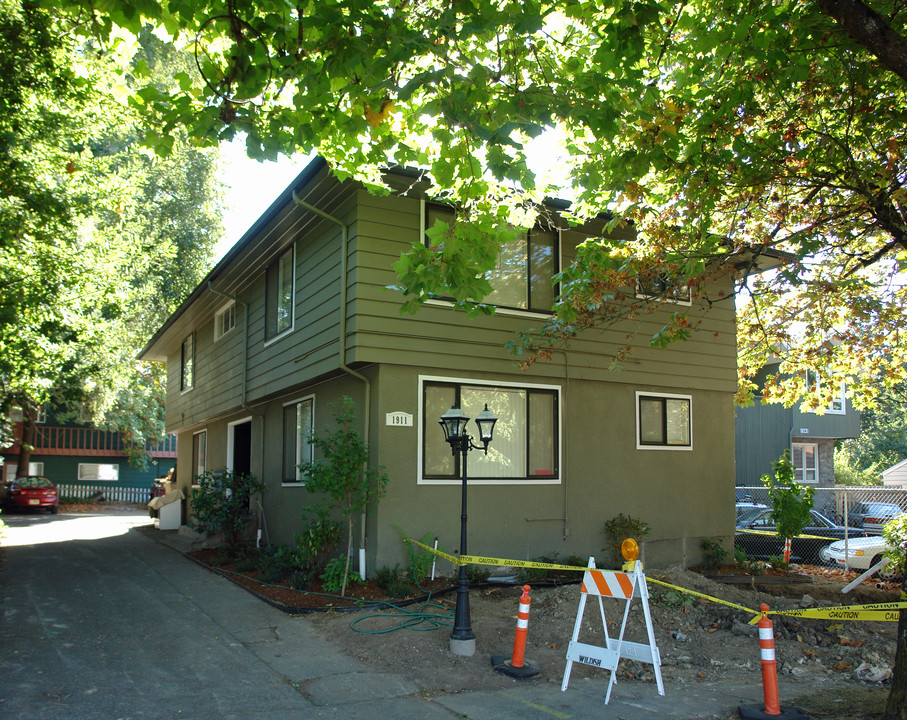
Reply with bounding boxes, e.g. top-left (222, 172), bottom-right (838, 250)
top-left (561, 558), bottom-right (664, 704)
